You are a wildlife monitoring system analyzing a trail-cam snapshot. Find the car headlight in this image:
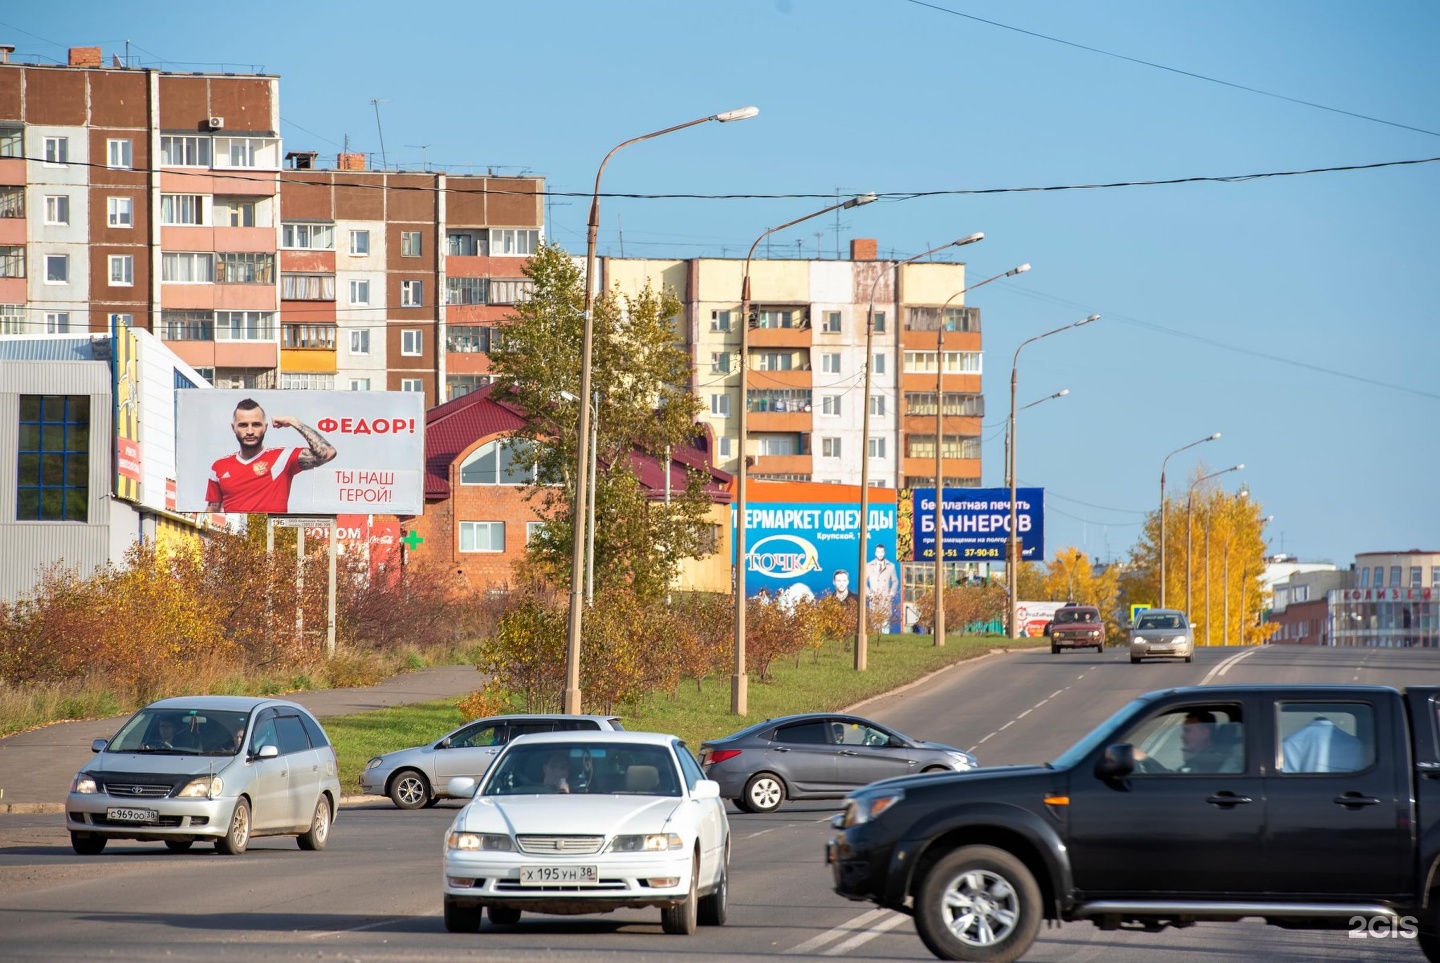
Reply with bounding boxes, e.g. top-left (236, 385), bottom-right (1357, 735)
top-left (365, 757), bottom-right (384, 770)
top-left (842, 789), bottom-right (905, 828)
top-left (609, 833), bottom-right (683, 853)
top-left (71, 774), bottom-right (97, 794)
top-left (177, 775), bottom-right (223, 798)
top-left (447, 831), bottom-right (515, 852)
top-left (947, 751), bottom-right (976, 769)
